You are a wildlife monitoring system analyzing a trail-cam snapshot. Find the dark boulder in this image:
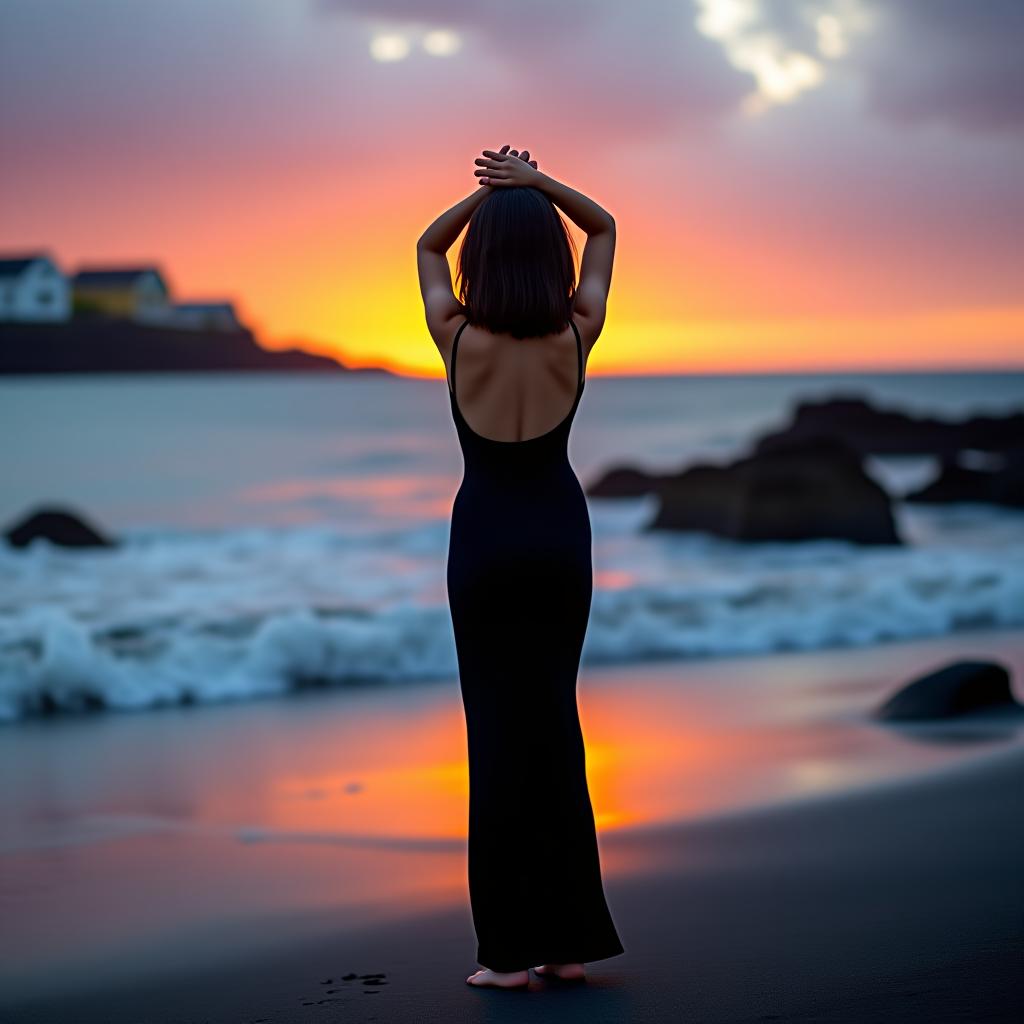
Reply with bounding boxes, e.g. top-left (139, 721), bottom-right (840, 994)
top-left (4, 506), bottom-right (116, 548)
top-left (648, 436), bottom-right (901, 545)
top-left (874, 660), bottom-right (1020, 721)
top-left (905, 450), bottom-right (1024, 509)
top-left (753, 394), bottom-right (1024, 458)
top-left (646, 463), bottom-right (742, 536)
